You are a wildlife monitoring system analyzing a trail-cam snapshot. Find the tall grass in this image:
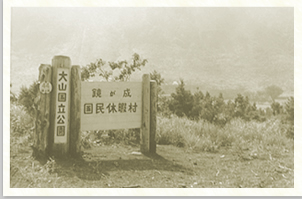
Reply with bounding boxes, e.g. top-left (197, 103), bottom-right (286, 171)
top-left (10, 100), bottom-right (293, 157)
top-left (156, 115), bottom-right (293, 154)
top-left (10, 104), bottom-right (34, 153)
